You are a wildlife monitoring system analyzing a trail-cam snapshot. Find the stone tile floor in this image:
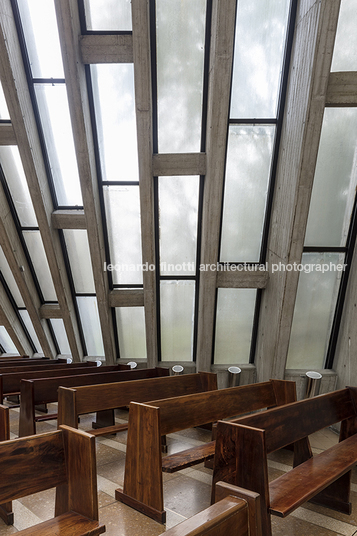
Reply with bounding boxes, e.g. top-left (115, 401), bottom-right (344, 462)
top-left (1, 404), bottom-right (357, 535)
